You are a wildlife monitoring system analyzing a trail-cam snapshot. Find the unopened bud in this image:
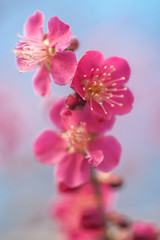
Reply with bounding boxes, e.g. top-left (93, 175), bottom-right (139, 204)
top-left (131, 221), bottom-right (158, 240)
top-left (67, 37), bottom-right (79, 51)
top-left (108, 174), bottom-right (123, 188)
top-left (96, 172), bottom-right (123, 188)
top-left (66, 92), bottom-right (86, 110)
